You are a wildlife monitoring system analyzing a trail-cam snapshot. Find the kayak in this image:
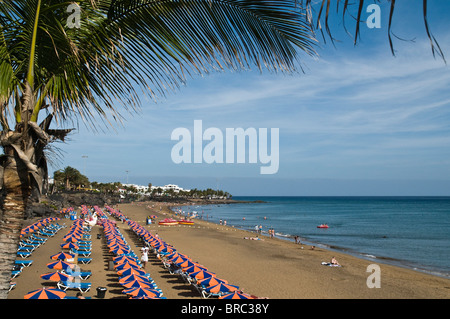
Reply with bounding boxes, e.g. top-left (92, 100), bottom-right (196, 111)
top-left (178, 220), bottom-right (194, 225)
top-left (158, 218), bottom-right (178, 226)
top-left (317, 224), bottom-right (329, 229)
